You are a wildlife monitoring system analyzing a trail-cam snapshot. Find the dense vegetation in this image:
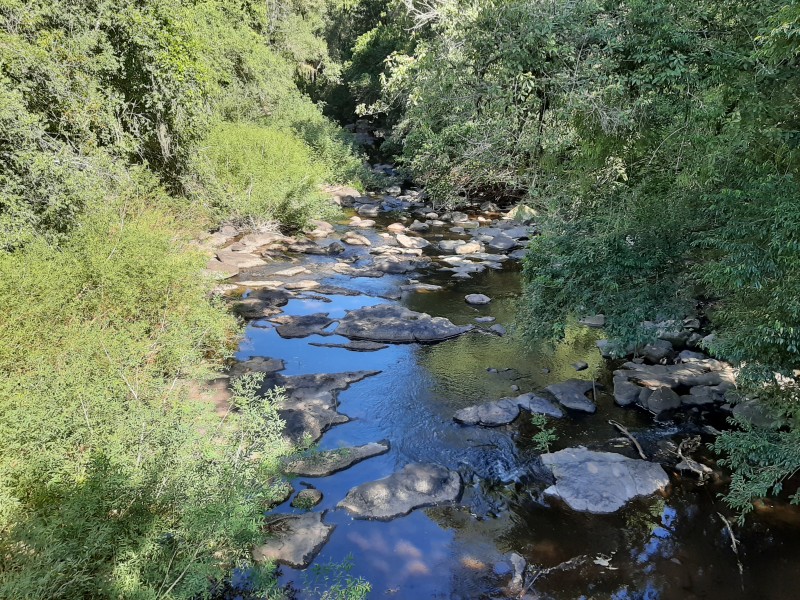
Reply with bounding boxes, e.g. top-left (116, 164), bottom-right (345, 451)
top-left (0, 0), bottom-right (368, 597)
top-left (330, 0), bottom-right (800, 513)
